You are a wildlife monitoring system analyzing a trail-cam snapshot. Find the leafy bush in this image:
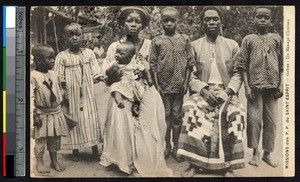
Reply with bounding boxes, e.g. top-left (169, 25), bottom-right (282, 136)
top-left (31, 6), bottom-right (283, 56)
